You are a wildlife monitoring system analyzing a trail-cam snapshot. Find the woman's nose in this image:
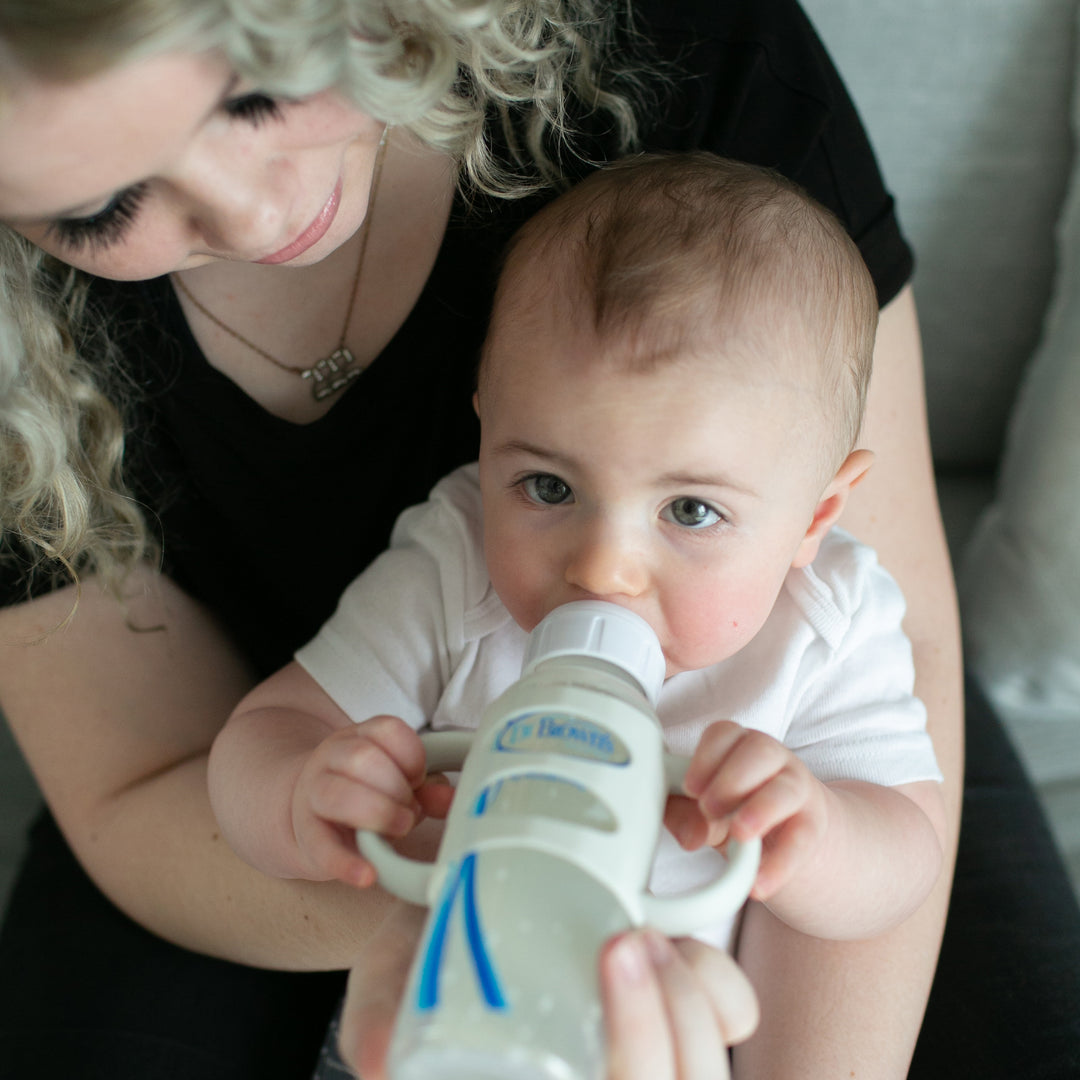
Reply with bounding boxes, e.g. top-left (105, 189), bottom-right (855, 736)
top-left (564, 524), bottom-right (648, 598)
top-left (172, 146), bottom-right (294, 255)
